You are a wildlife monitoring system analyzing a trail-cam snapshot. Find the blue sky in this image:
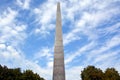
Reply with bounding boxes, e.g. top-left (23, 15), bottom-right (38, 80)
top-left (0, 0), bottom-right (120, 80)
